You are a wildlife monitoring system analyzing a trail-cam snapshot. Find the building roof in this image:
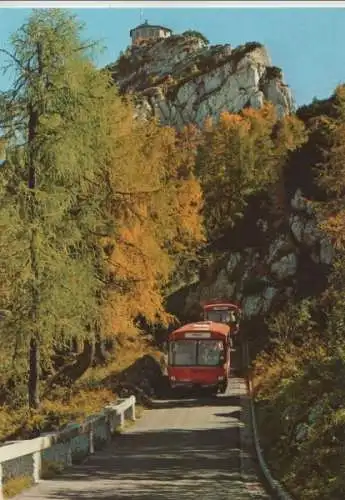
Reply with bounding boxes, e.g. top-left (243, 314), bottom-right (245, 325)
top-left (169, 321), bottom-right (230, 339)
top-left (130, 21), bottom-right (172, 36)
